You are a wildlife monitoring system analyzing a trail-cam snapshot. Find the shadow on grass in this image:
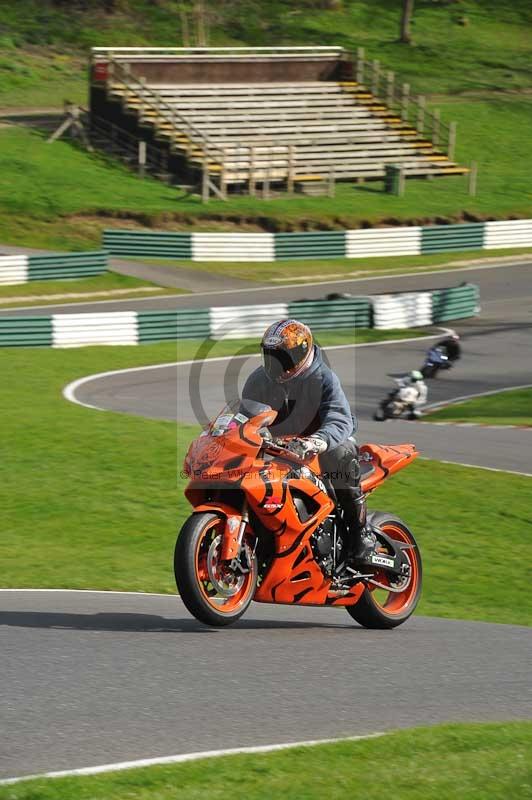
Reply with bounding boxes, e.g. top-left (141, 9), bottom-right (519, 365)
top-left (0, 610), bottom-right (356, 633)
